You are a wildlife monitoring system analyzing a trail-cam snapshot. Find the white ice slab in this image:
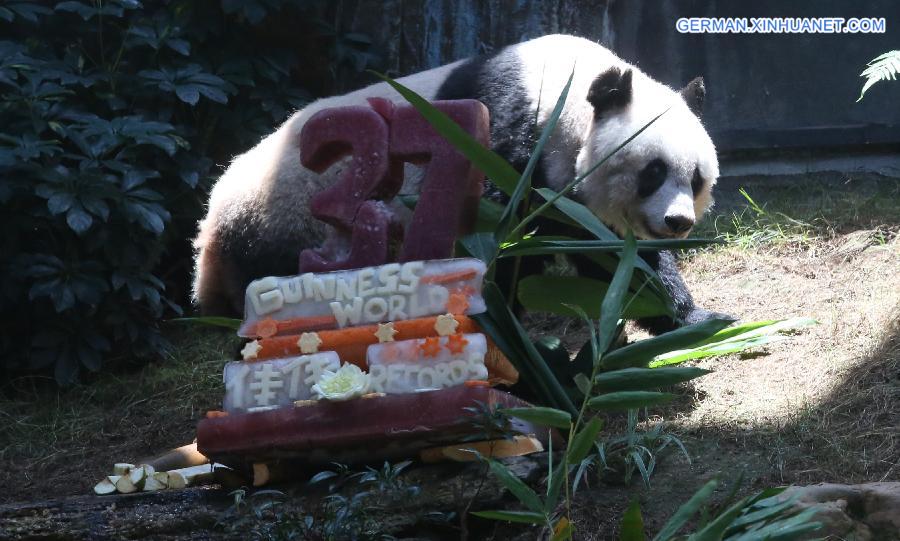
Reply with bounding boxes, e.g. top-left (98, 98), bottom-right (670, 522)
top-left (223, 352), bottom-right (340, 413)
top-left (366, 333), bottom-right (488, 394)
top-left (239, 258), bottom-right (487, 337)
